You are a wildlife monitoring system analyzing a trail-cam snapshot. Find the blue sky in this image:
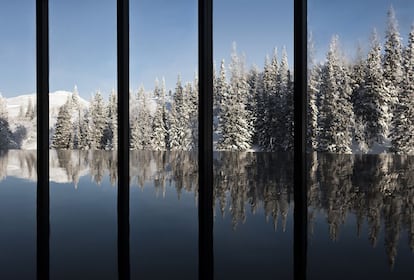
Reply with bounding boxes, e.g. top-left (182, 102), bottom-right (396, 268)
top-left (0, 0), bottom-right (413, 98)
top-left (309, 0), bottom-right (414, 62)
